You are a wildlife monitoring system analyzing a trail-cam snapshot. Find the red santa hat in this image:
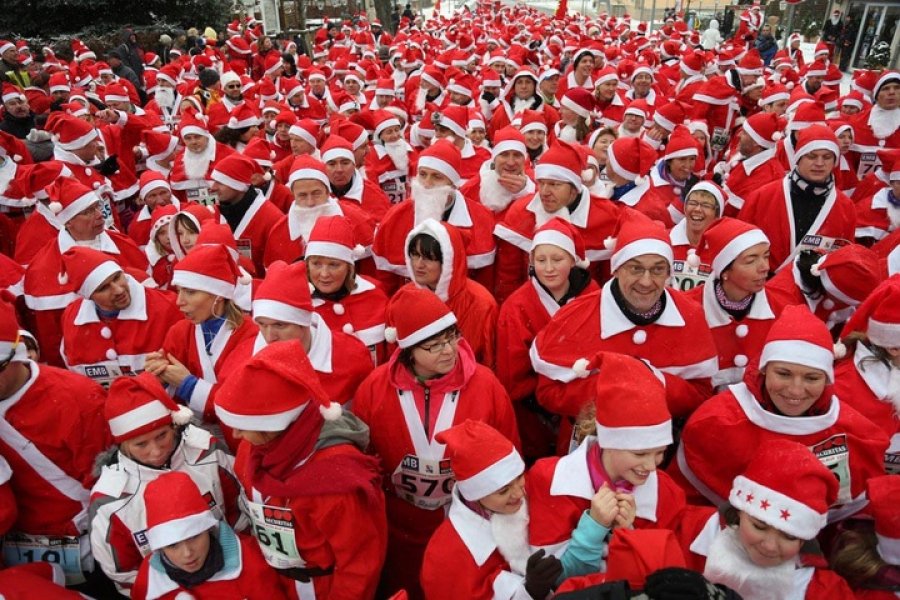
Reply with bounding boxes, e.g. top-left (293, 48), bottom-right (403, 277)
top-left (373, 110), bottom-right (402, 140)
top-left (304, 215), bottom-right (364, 265)
top-left (680, 51), bottom-right (704, 76)
top-left (59, 247), bottom-right (122, 298)
top-left (148, 204), bottom-right (178, 249)
top-left (45, 113), bottom-right (98, 151)
top-left (211, 154), bottom-right (259, 193)
top-left (320, 136), bottom-right (356, 165)
top-left (242, 138), bottom-right (277, 169)
top-left (287, 154), bottom-right (330, 188)
top-left (1, 83), bottom-right (25, 104)
top-left (0, 41), bottom-right (15, 56)
top-left (431, 105), bottom-right (468, 139)
top-left (288, 119), bottom-right (321, 150)
top-left (791, 124), bottom-right (839, 169)
top-left (606, 137), bottom-right (657, 185)
top-left (106, 372), bottom-right (193, 443)
top-left (171, 244), bottom-right (247, 299)
top-left (866, 475), bottom-right (900, 565)
top-left (560, 87), bottom-right (595, 120)
top-left (102, 83), bottom-right (130, 104)
top-left (684, 181), bottom-right (725, 218)
top-left (332, 119), bottom-right (368, 150)
top-left (226, 103), bottom-right (261, 130)
top-left (788, 101), bottom-right (826, 130)
top-left (604, 529), bottom-right (687, 589)
top-left (660, 125), bottom-right (700, 162)
top-left (878, 149), bottom-right (900, 181)
top-left (141, 129), bottom-right (179, 163)
top-left (574, 352), bottom-right (672, 449)
top-left (742, 112), bottom-right (785, 150)
top-left (736, 50), bottom-right (764, 76)
top-left (873, 70), bottom-right (900, 102)
top-left (759, 84), bottom-right (790, 107)
top-left (375, 78), bottom-right (395, 96)
top-left (435, 420), bottom-right (524, 501)
top-left (729, 439), bottom-right (837, 540)
top-left (178, 110), bottom-right (211, 140)
top-left (253, 261), bottom-right (313, 327)
top-left (692, 217), bottom-right (768, 278)
top-left (530, 217), bottom-right (589, 269)
top-left (48, 72), bottom-right (71, 94)
top-left (0, 299), bottom-right (27, 364)
top-left (809, 244), bottom-right (881, 310)
top-left (491, 126), bottom-right (527, 160)
top-left (384, 286), bottom-right (457, 348)
top-left (143, 472), bottom-right (220, 551)
top-left (840, 276), bottom-right (900, 349)
top-left (606, 212), bottom-right (673, 272)
top-left (760, 304), bottom-right (836, 381)
top-left (535, 140), bottom-right (583, 189)
top-left (517, 109), bottom-right (548, 134)
top-left (1, 161), bottom-right (72, 207)
top-left (623, 98), bottom-right (650, 120)
top-left (653, 101), bottom-right (688, 132)
top-left (215, 338), bottom-right (340, 430)
top-left (418, 139), bottom-right (462, 187)
top-left (47, 177), bottom-right (100, 224)
top-left (804, 60), bottom-right (828, 78)
top-left (138, 170), bottom-right (171, 201)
